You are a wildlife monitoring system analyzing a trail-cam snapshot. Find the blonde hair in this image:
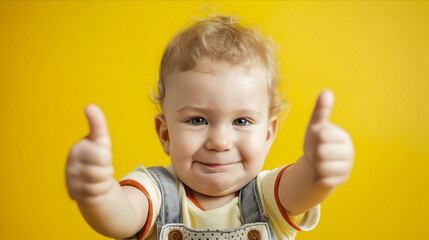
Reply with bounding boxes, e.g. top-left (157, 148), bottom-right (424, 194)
top-left (152, 14), bottom-right (285, 117)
